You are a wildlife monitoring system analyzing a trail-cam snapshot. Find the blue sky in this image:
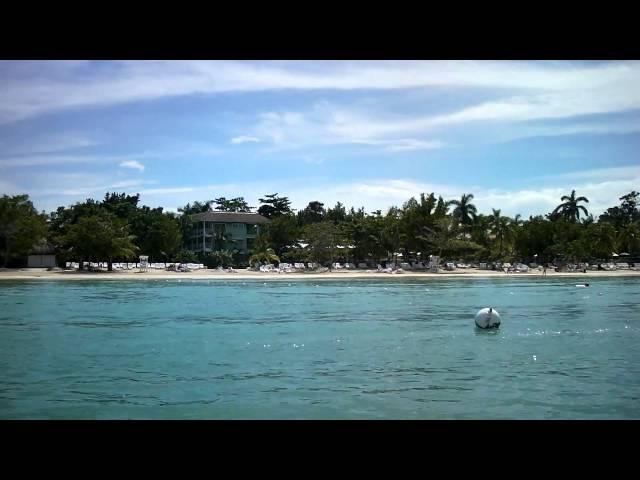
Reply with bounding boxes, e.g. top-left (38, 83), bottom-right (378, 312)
top-left (1, 60), bottom-right (639, 217)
